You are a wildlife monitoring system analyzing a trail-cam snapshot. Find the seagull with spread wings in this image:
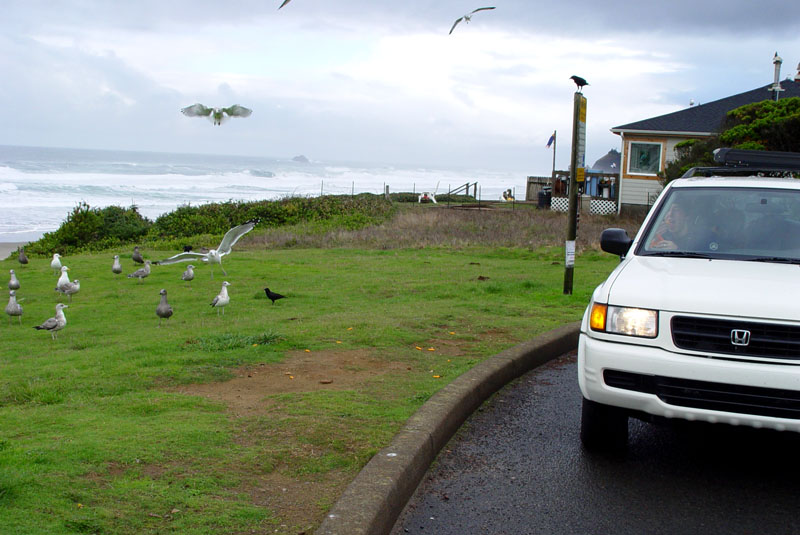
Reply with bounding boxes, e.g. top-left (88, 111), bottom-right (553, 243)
top-left (181, 104), bottom-right (253, 126)
top-left (278, 0), bottom-right (292, 8)
top-left (154, 219), bottom-right (258, 278)
top-left (449, 7), bottom-right (495, 34)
